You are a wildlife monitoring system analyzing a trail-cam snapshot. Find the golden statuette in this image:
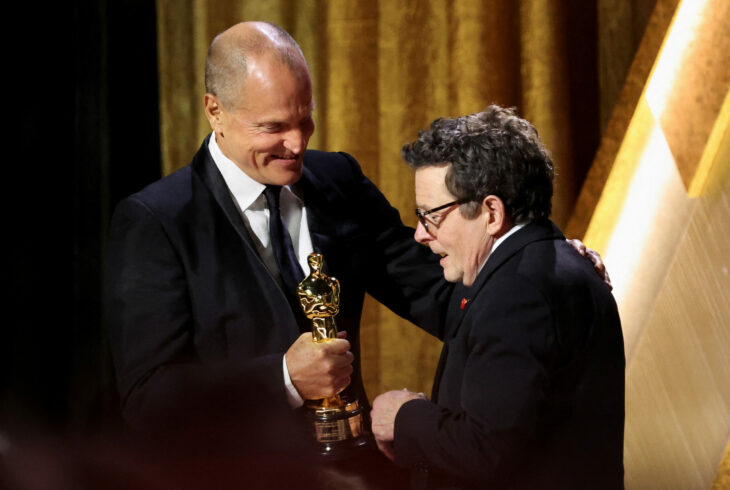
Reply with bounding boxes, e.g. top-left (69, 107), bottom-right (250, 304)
top-left (297, 253), bottom-right (341, 343)
top-left (297, 253), bottom-right (367, 457)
